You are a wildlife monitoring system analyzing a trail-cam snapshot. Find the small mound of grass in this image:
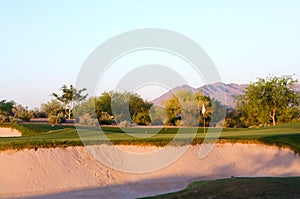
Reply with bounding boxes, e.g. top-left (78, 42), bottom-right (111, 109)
top-left (141, 177), bottom-right (300, 199)
top-left (0, 123), bottom-right (34, 136)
